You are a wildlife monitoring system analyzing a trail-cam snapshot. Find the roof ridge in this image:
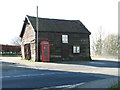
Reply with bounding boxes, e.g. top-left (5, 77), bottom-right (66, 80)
top-left (26, 15), bottom-right (79, 22)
